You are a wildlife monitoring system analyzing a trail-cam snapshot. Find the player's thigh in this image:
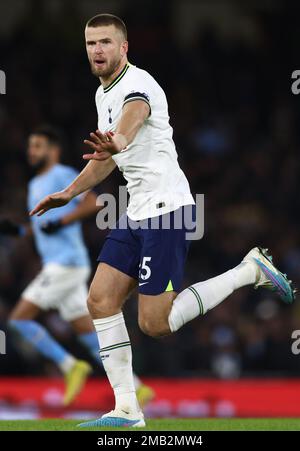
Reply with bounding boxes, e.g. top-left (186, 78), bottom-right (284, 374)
top-left (137, 207), bottom-right (194, 334)
top-left (9, 298), bottom-right (42, 320)
top-left (88, 262), bottom-right (137, 317)
top-left (137, 207), bottom-right (193, 297)
top-left (138, 291), bottom-right (177, 334)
